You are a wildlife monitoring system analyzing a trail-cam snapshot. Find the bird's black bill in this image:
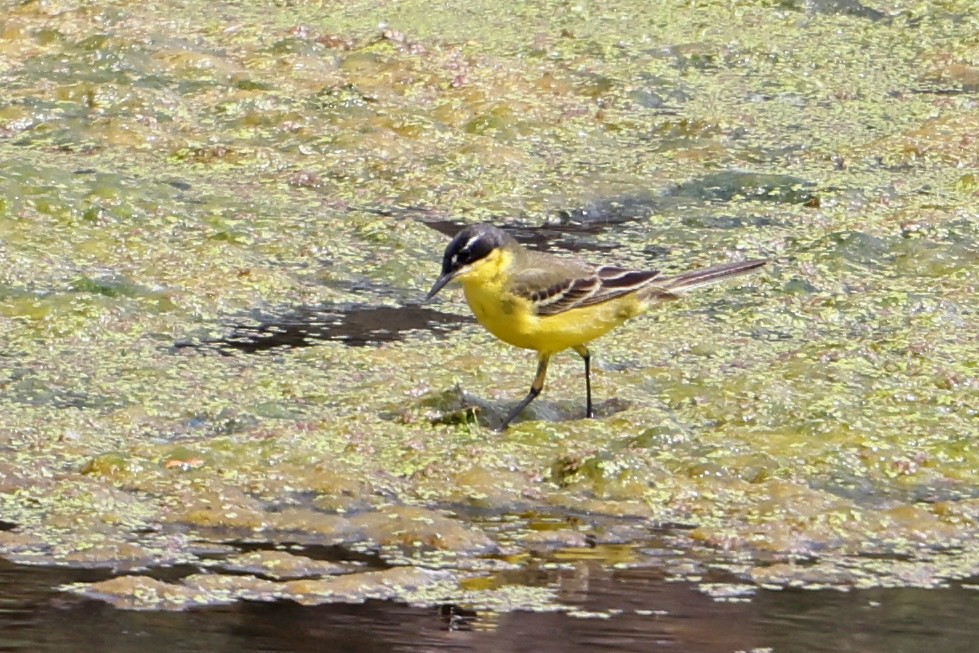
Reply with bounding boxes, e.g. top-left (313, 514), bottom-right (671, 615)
top-left (426, 272), bottom-right (456, 299)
